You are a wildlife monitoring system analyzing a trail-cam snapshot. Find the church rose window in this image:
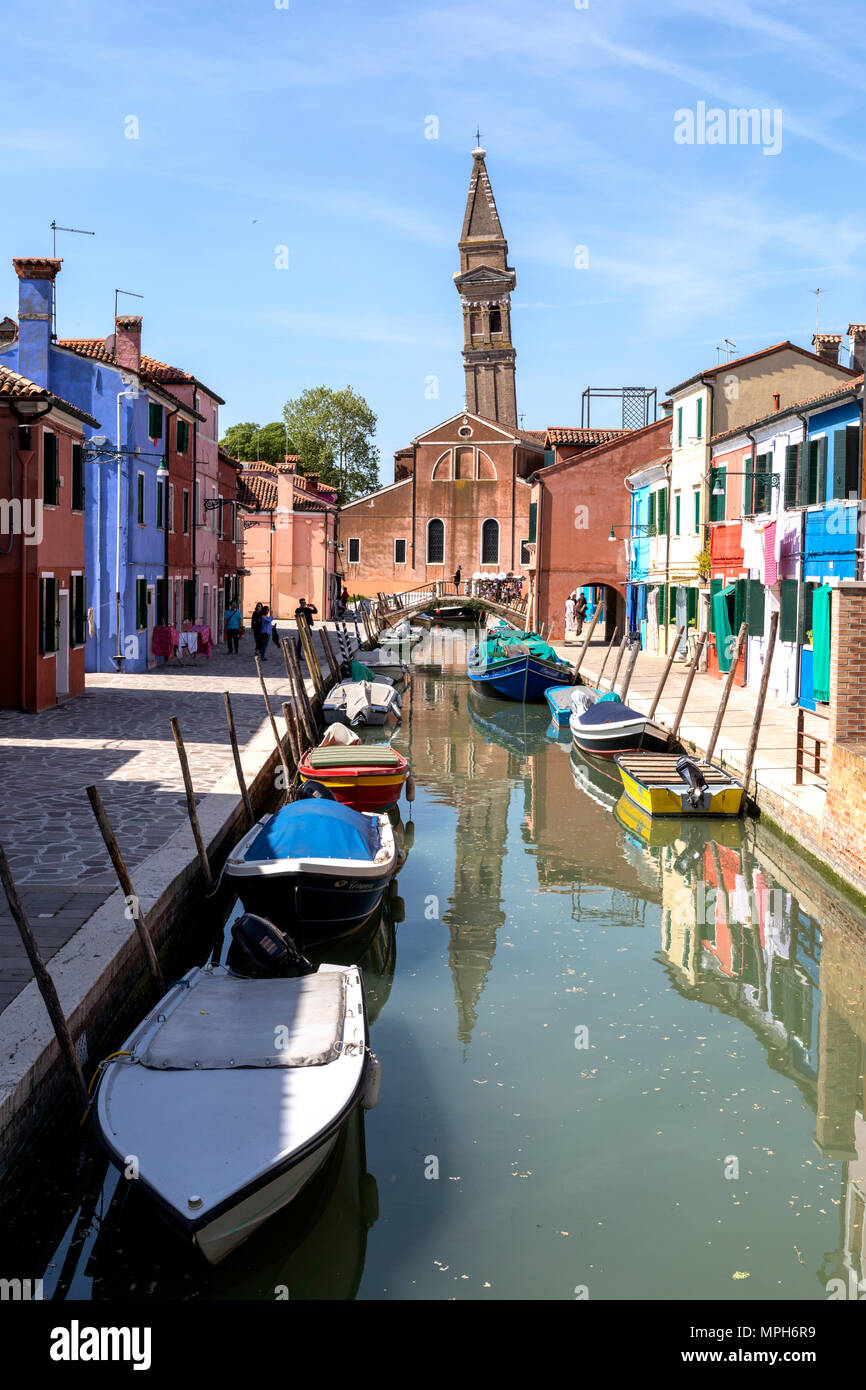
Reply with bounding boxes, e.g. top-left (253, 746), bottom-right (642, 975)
top-left (481, 518), bottom-right (500, 564)
top-left (427, 518), bottom-right (445, 564)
